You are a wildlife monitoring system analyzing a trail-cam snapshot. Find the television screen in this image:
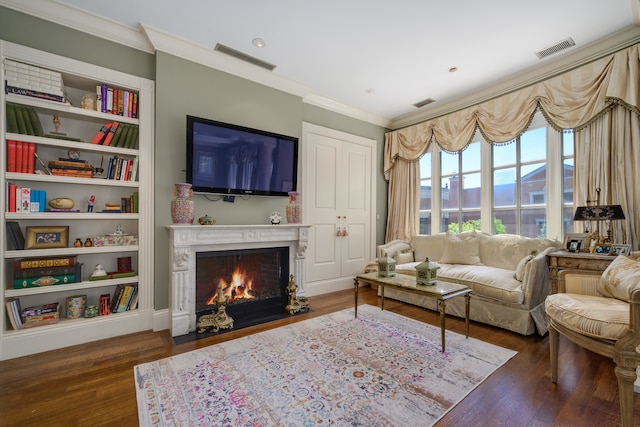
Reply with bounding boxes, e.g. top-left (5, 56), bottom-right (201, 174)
top-left (186, 115), bottom-right (298, 197)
